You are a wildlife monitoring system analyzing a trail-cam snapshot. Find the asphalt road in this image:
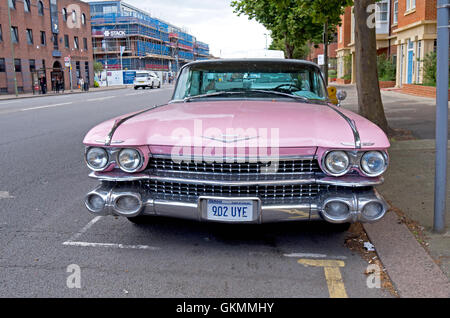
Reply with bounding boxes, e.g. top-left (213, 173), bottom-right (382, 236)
top-left (0, 87), bottom-right (391, 298)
